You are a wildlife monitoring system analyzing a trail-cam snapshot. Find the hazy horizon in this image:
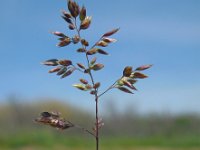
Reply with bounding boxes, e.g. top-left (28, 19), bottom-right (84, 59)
top-left (0, 0), bottom-right (200, 115)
